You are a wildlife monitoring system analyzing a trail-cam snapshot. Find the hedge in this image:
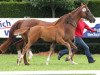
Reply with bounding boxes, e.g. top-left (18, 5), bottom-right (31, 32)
top-left (0, 1), bottom-right (100, 18)
top-left (0, 2), bottom-right (35, 18)
top-left (0, 2), bottom-right (67, 18)
top-left (0, 38), bottom-right (99, 54)
top-left (88, 0), bottom-right (100, 17)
